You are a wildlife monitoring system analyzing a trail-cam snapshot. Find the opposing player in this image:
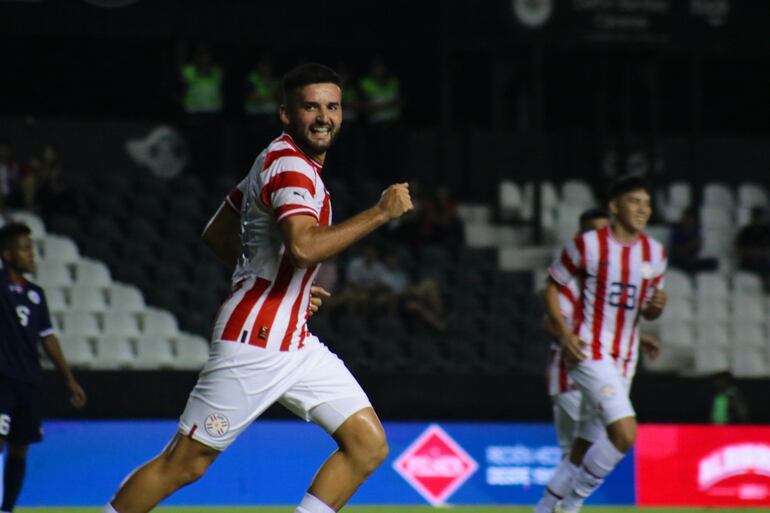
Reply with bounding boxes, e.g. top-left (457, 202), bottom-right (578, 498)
top-left (539, 176), bottom-right (667, 513)
top-left (0, 223), bottom-right (87, 513)
top-left (103, 63), bottom-right (413, 513)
